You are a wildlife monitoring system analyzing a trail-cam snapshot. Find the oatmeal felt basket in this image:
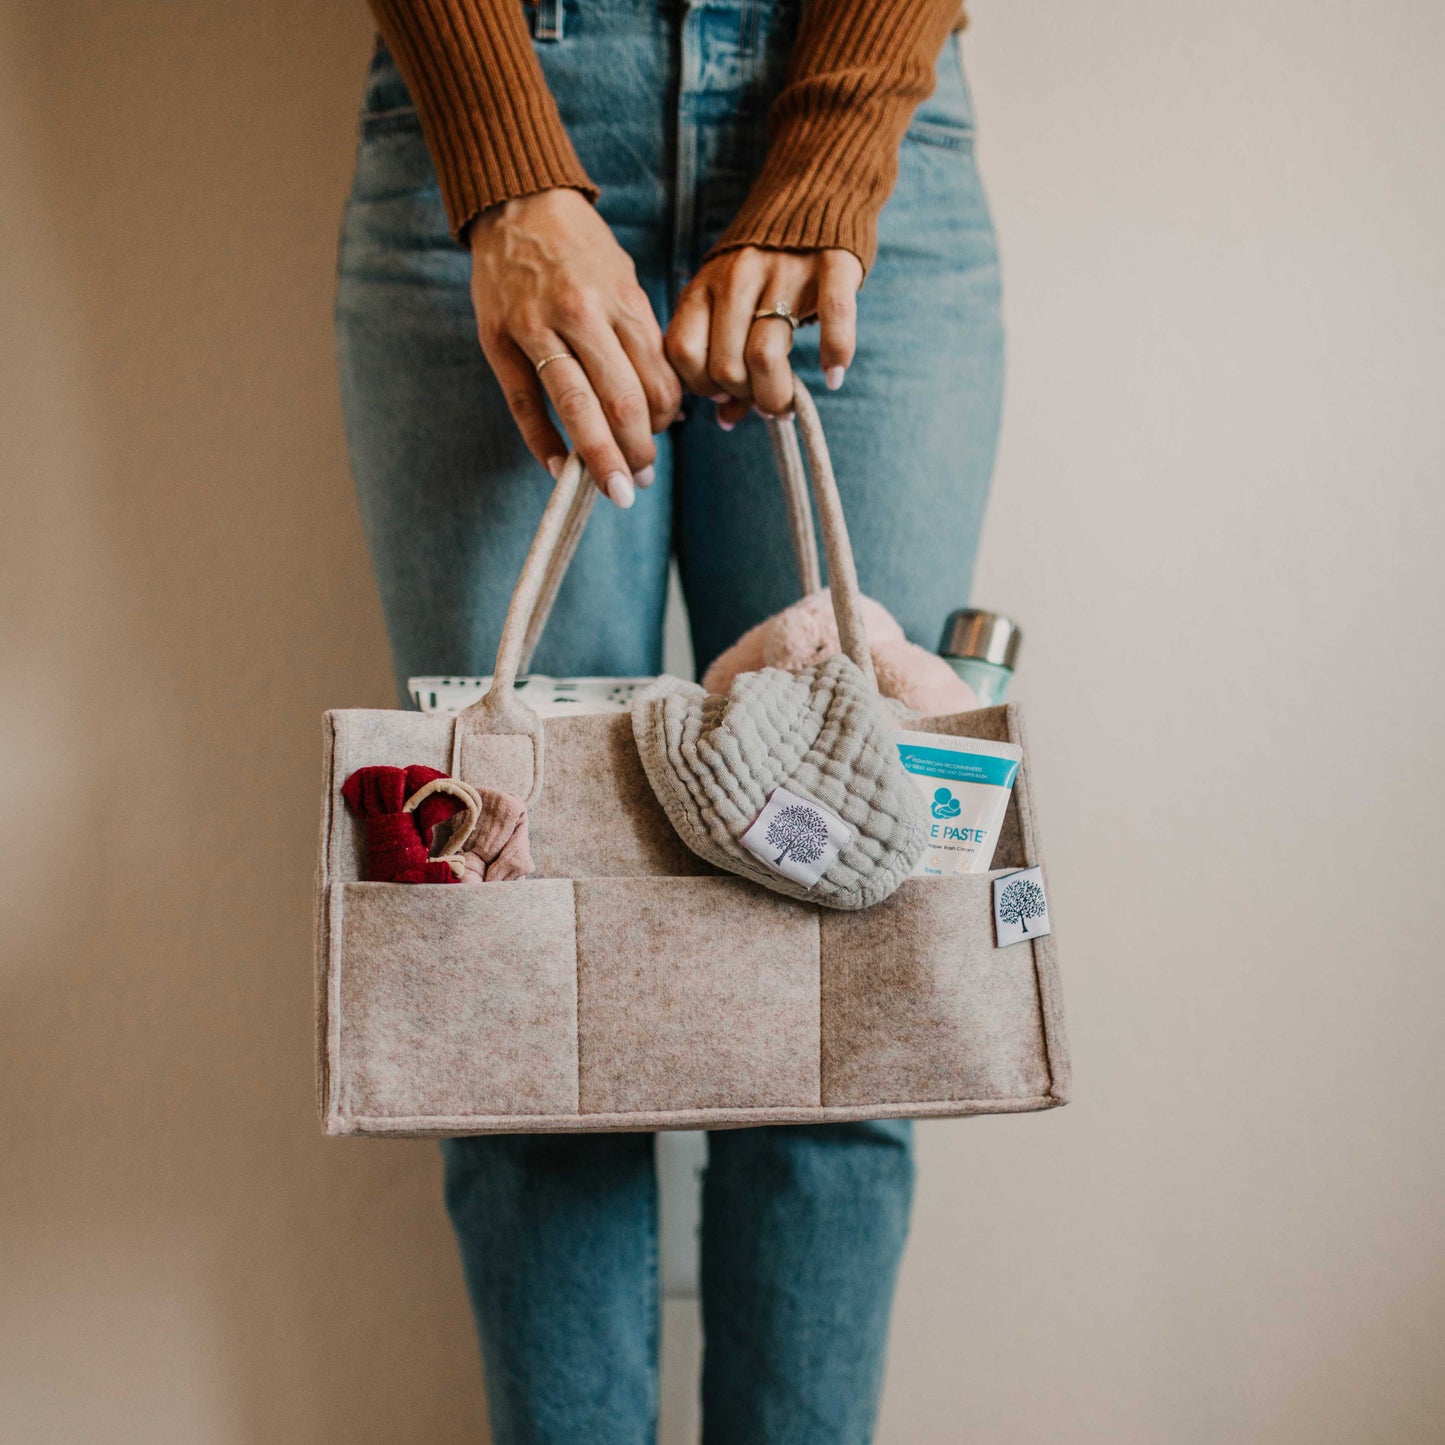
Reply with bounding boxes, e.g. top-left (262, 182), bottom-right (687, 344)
top-left (315, 377), bottom-right (1070, 1136)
